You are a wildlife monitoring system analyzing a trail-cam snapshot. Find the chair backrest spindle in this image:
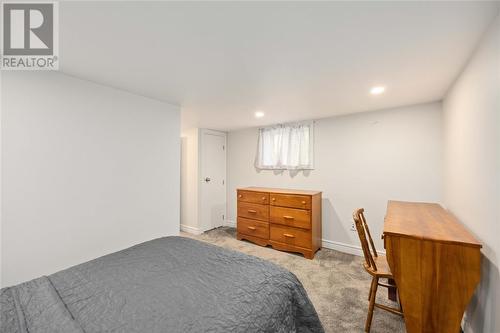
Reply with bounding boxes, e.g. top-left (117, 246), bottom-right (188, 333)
top-left (353, 208), bottom-right (378, 271)
top-left (359, 211), bottom-right (378, 258)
